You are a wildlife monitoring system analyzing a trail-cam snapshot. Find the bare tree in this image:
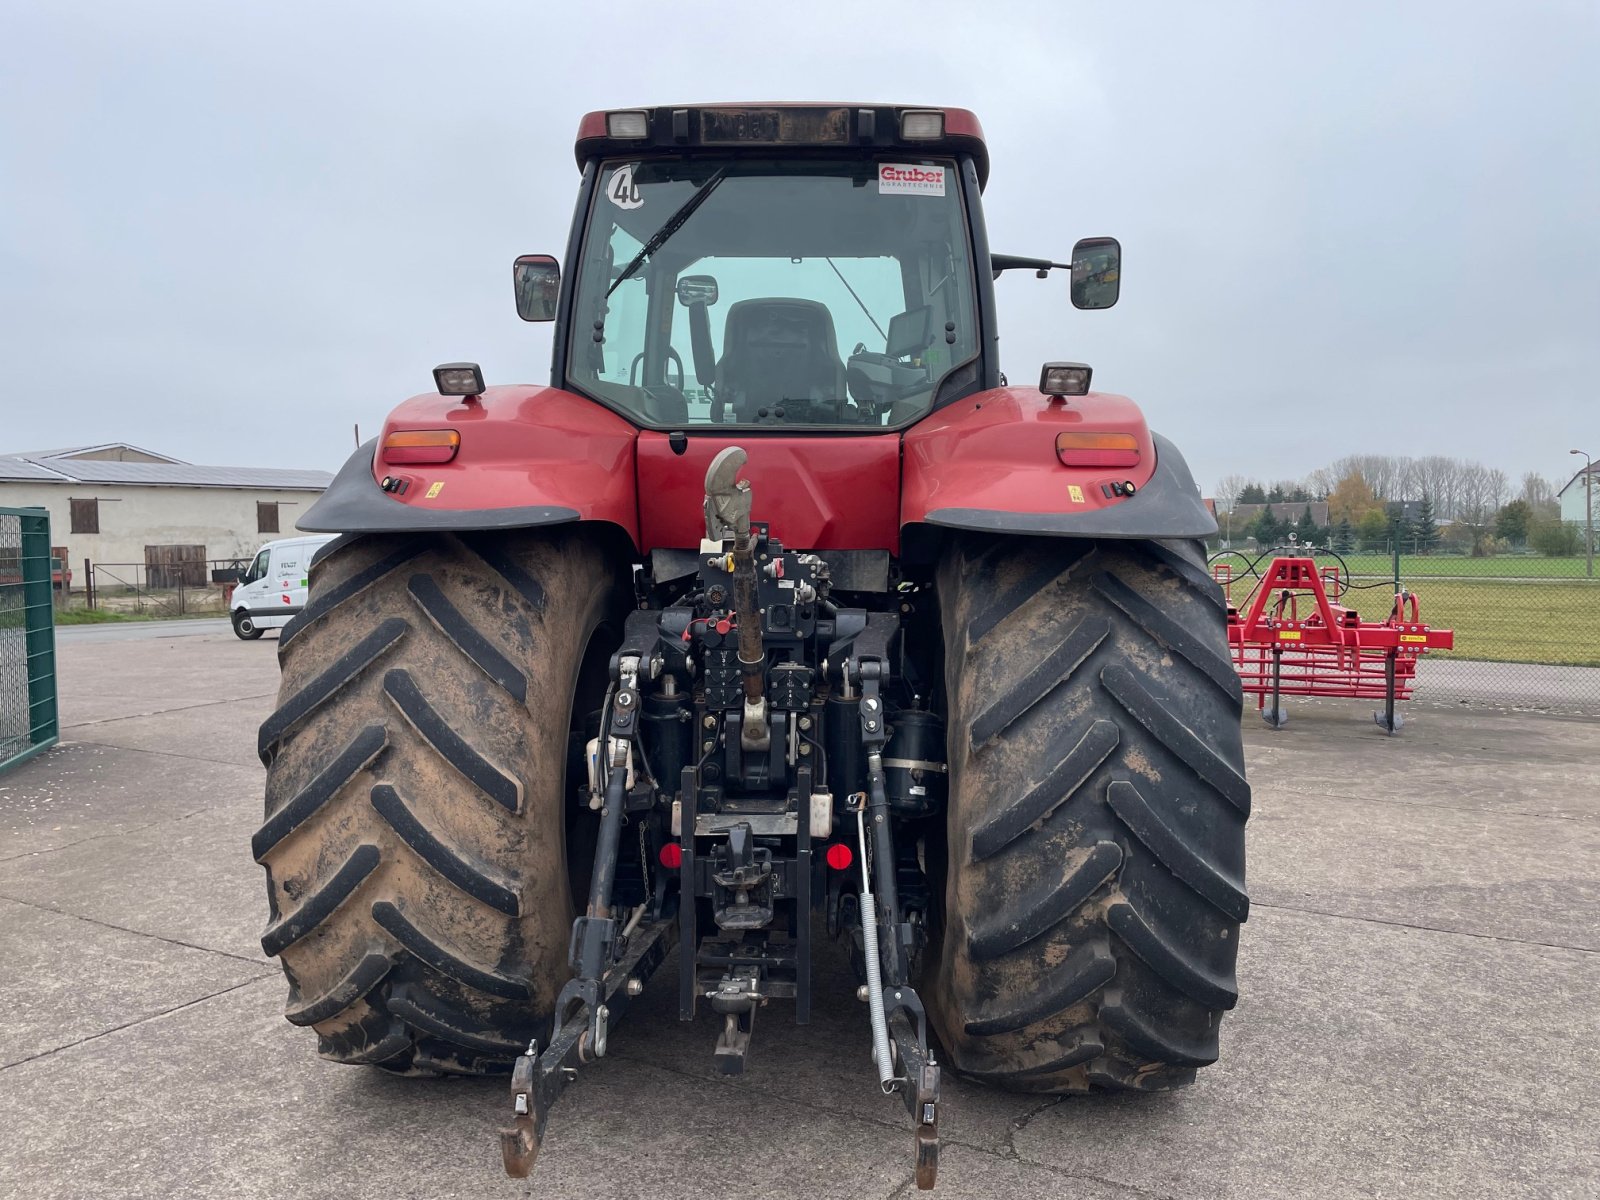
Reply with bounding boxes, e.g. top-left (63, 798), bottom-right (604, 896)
top-left (1392, 457), bottom-right (1421, 502)
top-left (1304, 467), bottom-right (1337, 500)
top-left (1456, 461), bottom-right (1500, 528)
top-left (1215, 473), bottom-right (1249, 514)
top-left (1520, 471), bottom-right (1557, 515)
top-left (1414, 455), bottom-right (1464, 520)
top-left (1485, 467), bottom-right (1509, 513)
top-left (1331, 454), bottom-right (1409, 500)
